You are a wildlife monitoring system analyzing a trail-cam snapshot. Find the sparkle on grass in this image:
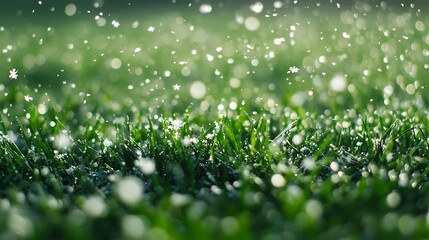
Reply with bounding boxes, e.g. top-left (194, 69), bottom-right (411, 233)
top-left (112, 20), bottom-right (120, 28)
top-left (9, 68), bottom-right (18, 79)
top-left (288, 66), bottom-right (299, 73)
top-left (54, 132), bottom-right (72, 149)
top-left (173, 84), bottom-right (181, 91)
top-left (171, 119), bottom-right (184, 131)
top-left (206, 133), bottom-right (215, 139)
